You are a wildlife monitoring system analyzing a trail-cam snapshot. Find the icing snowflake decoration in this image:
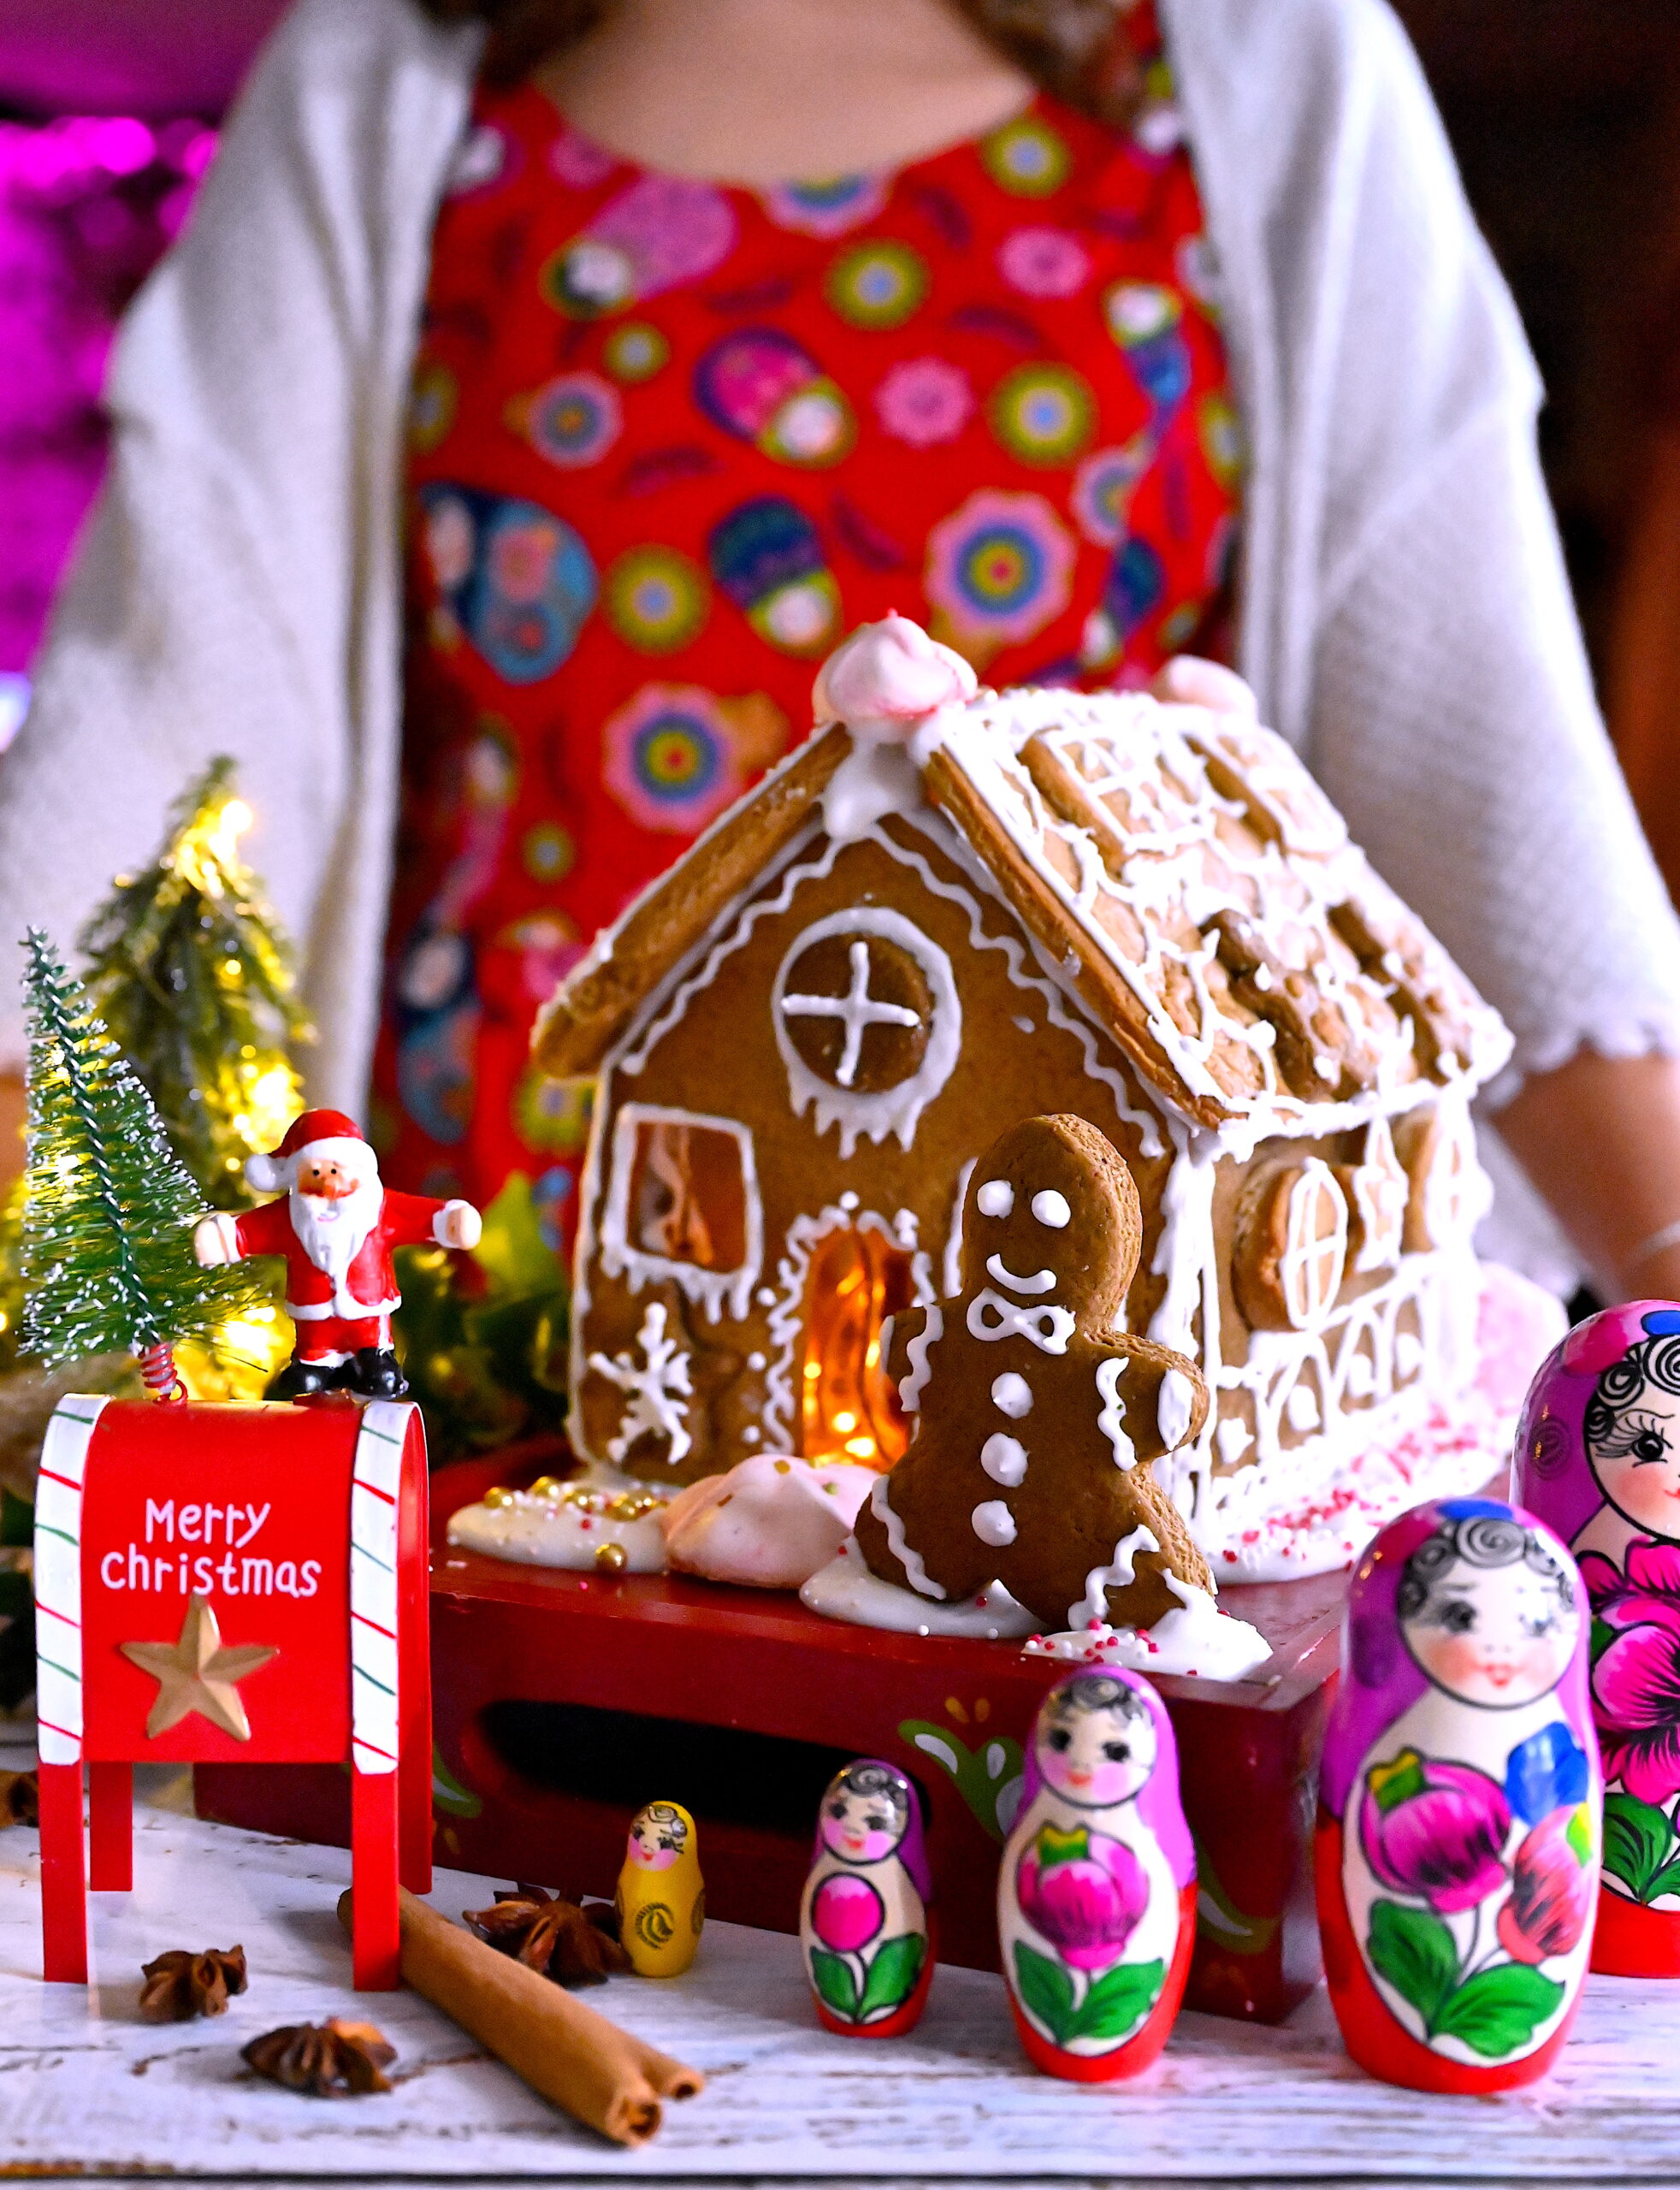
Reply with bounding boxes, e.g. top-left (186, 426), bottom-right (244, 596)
top-left (586, 1300), bottom-right (695, 1465)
